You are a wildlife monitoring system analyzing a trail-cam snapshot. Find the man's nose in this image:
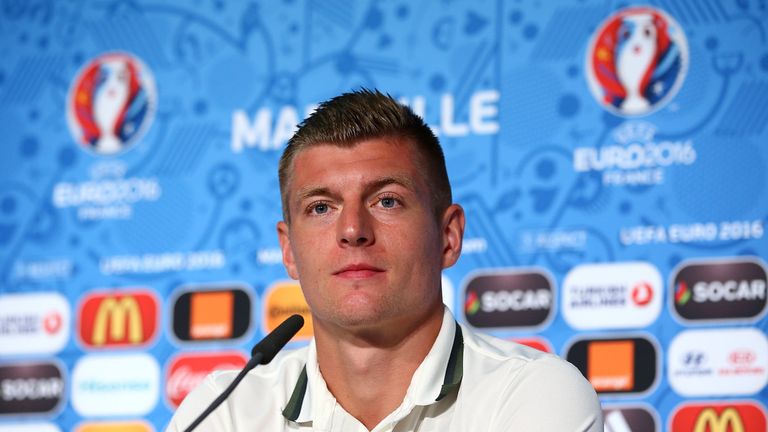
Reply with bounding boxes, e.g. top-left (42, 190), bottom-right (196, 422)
top-left (337, 202), bottom-right (374, 247)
